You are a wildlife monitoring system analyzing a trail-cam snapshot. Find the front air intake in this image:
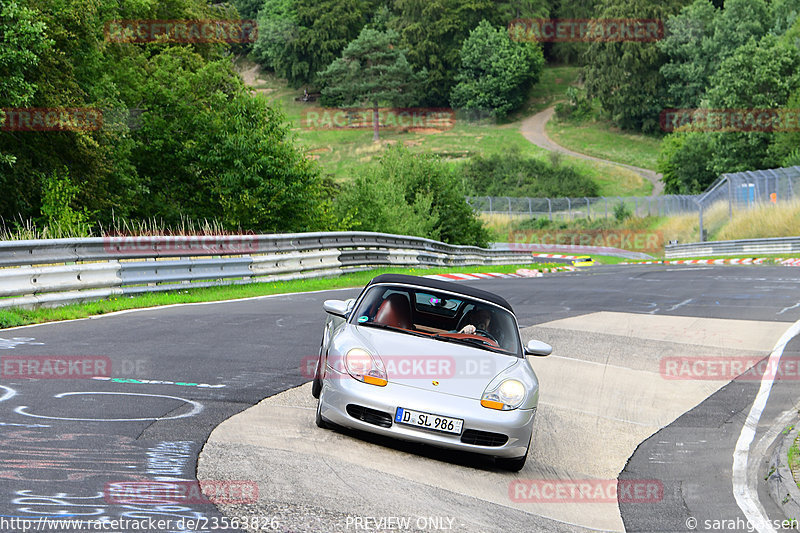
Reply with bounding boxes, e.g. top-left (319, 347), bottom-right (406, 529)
top-left (346, 404), bottom-right (393, 428)
top-left (460, 429), bottom-right (509, 446)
